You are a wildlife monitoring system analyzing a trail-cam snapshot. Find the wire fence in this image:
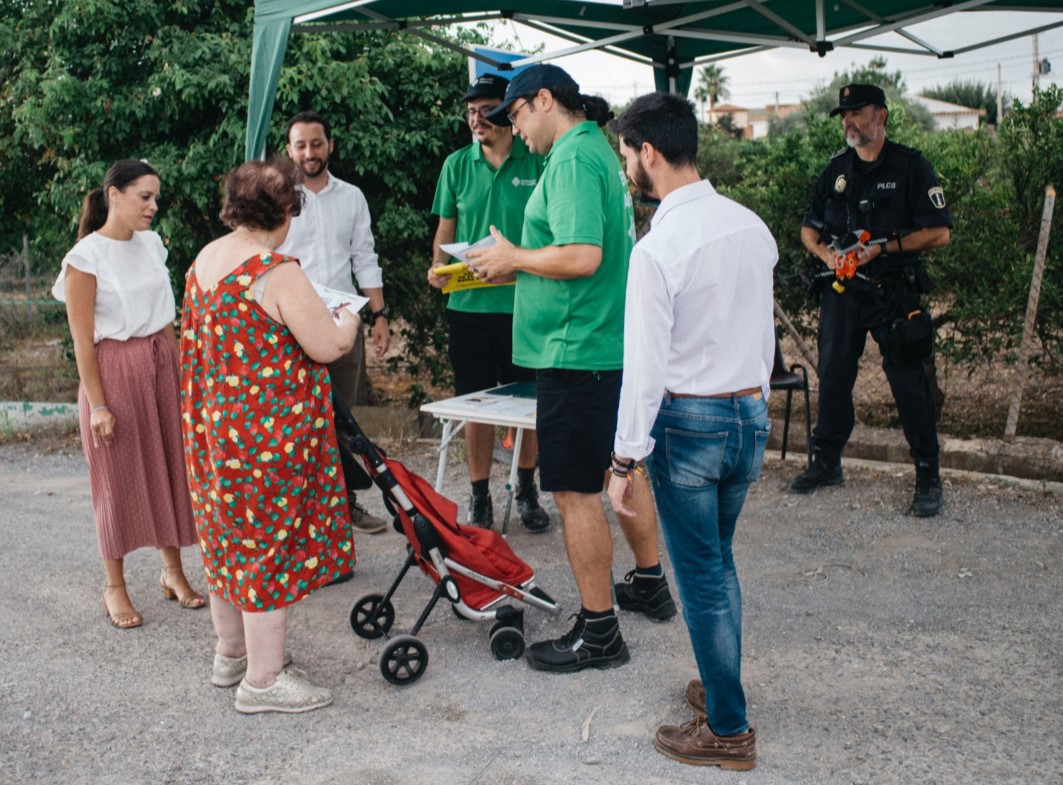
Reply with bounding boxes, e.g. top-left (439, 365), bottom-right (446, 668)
top-left (0, 242), bottom-right (78, 403)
